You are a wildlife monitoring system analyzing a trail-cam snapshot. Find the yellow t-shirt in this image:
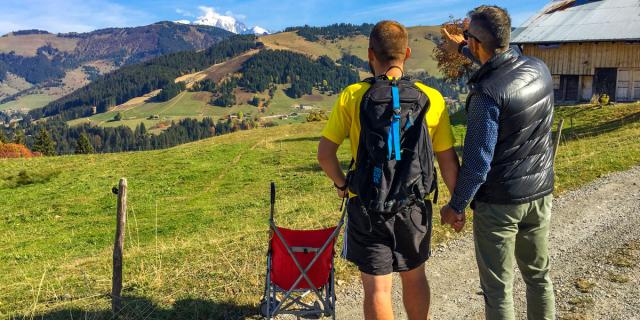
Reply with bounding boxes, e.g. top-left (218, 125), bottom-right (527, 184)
top-left (321, 81), bottom-right (455, 160)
